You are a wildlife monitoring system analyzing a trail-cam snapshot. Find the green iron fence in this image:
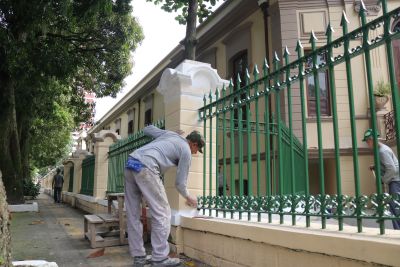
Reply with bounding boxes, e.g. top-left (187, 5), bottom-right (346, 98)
top-left (198, 1), bottom-right (400, 234)
top-left (68, 166), bottom-right (74, 192)
top-left (80, 155), bottom-right (95, 196)
top-left (107, 120), bottom-right (165, 193)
